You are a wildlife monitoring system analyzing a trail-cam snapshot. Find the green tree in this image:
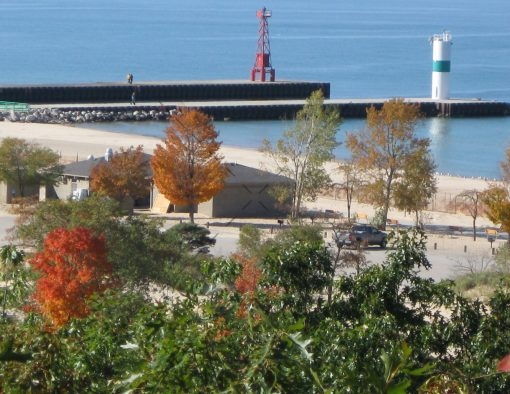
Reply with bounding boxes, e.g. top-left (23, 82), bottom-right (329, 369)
top-left (13, 196), bottom-right (123, 249)
top-left (237, 224), bottom-right (264, 260)
top-left (167, 222), bottom-right (216, 253)
top-left (0, 137), bottom-right (62, 197)
top-left (12, 197), bottom-right (198, 292)
top-left (104, 215), bottom-right (199, 291)
top-left (261, 89), bottom-right (341, 219)
top-left (346, 99), bottom-right (435, 228)
top-left (0, 245), bottom-right (28, 321)
top-left (261, 241), bottom-right (333, 316)
top-left (4, 229), bottom-right (510, 391)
